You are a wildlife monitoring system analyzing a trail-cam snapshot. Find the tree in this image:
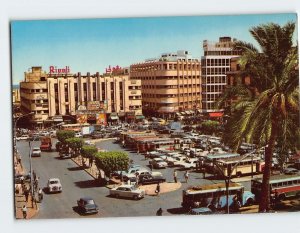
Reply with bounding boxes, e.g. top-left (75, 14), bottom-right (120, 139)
top-left (81, 145), bottom-right (98, 167)
top-left (66, 137), bottom-right (84, 158)
top-left (218, 22), bottom-right (299, 212)
top-left (56, 130), bottom-right (75, 152)
top-left (201, 120), bottom-right (220, 135)
top-left (94, 151), bottom-right (129, 178)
